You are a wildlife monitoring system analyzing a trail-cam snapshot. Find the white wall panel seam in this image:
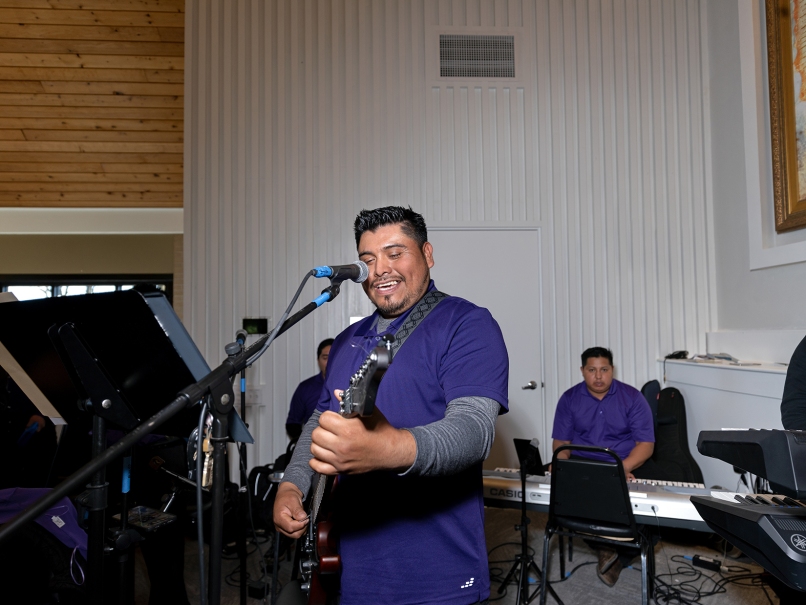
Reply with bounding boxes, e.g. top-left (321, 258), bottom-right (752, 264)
top-left (699, 0), bottom-right (717, 337)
